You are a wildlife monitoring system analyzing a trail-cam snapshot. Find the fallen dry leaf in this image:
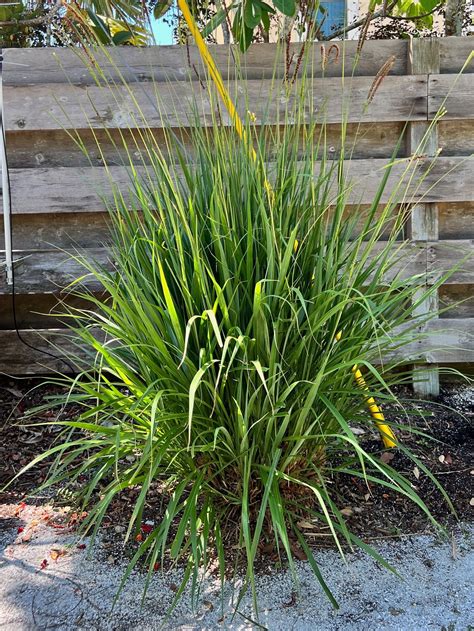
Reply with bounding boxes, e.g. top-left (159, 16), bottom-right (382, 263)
top-left (380, 452), bottom-right (395, 464)
top-left (21, 531), bottom-right (32, 543)
top-left (296, 520), bottom-right (316, 529)
top-left (445, 453), bottom-right (453, 465)
top-left (438, 454), bottom-right (445, 463)
top-left (364, 493), bottom-right (371, 501)
top-left (135, 533), bottom-right (143, 542)
top-left (14, 502), bottom-right (26, 517)
top-left (340, 507), bottom-right (353, 517)
top-left (290, 543), bottom-right (307, 561)
top-left (50, 548), bottom-right (67, 561)
top-left (413, 466), bottom-right (420, 480)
